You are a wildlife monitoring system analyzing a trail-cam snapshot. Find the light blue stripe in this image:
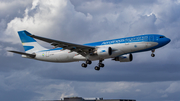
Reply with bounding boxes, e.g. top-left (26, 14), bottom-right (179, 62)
top-left (23, 46), bottom-right (34, 51)
top-left (38, 48), bottom-right (63, 52)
